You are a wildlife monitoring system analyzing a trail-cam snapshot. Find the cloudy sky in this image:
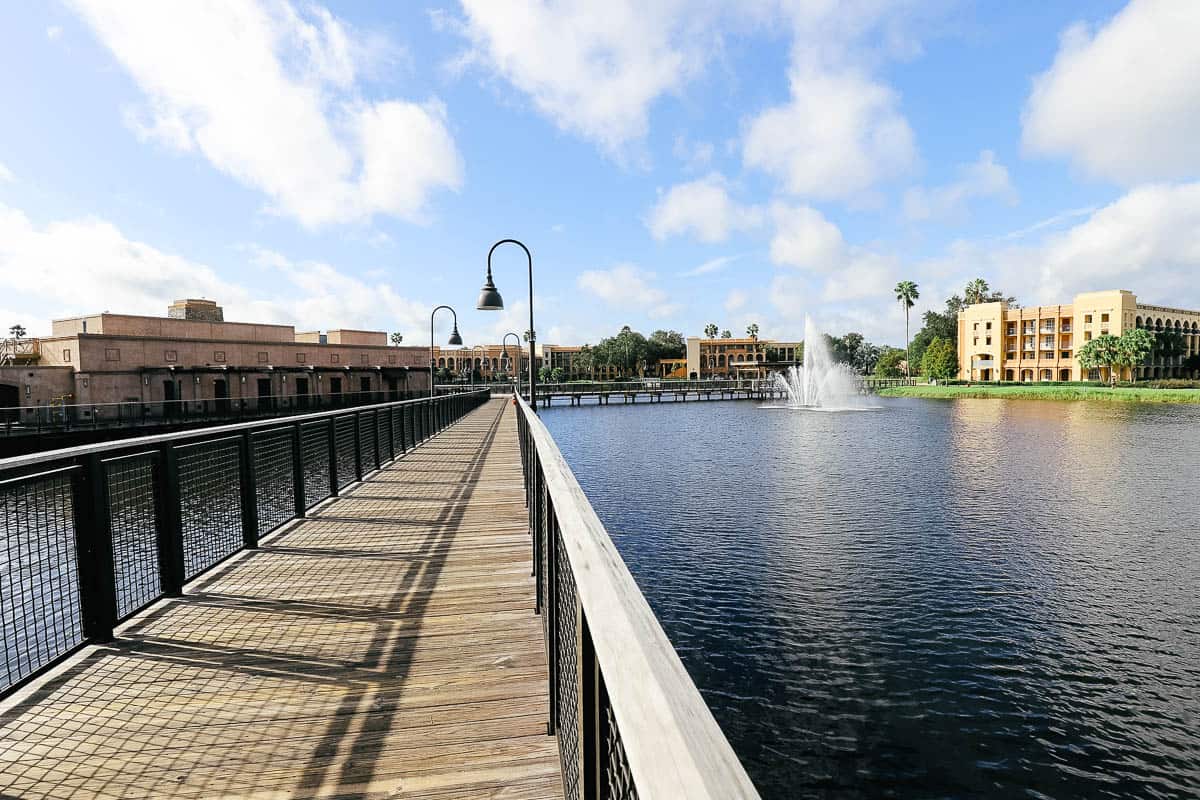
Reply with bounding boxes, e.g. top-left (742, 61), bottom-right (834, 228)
top-left (2, 0), bottom-right (1198, 347)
